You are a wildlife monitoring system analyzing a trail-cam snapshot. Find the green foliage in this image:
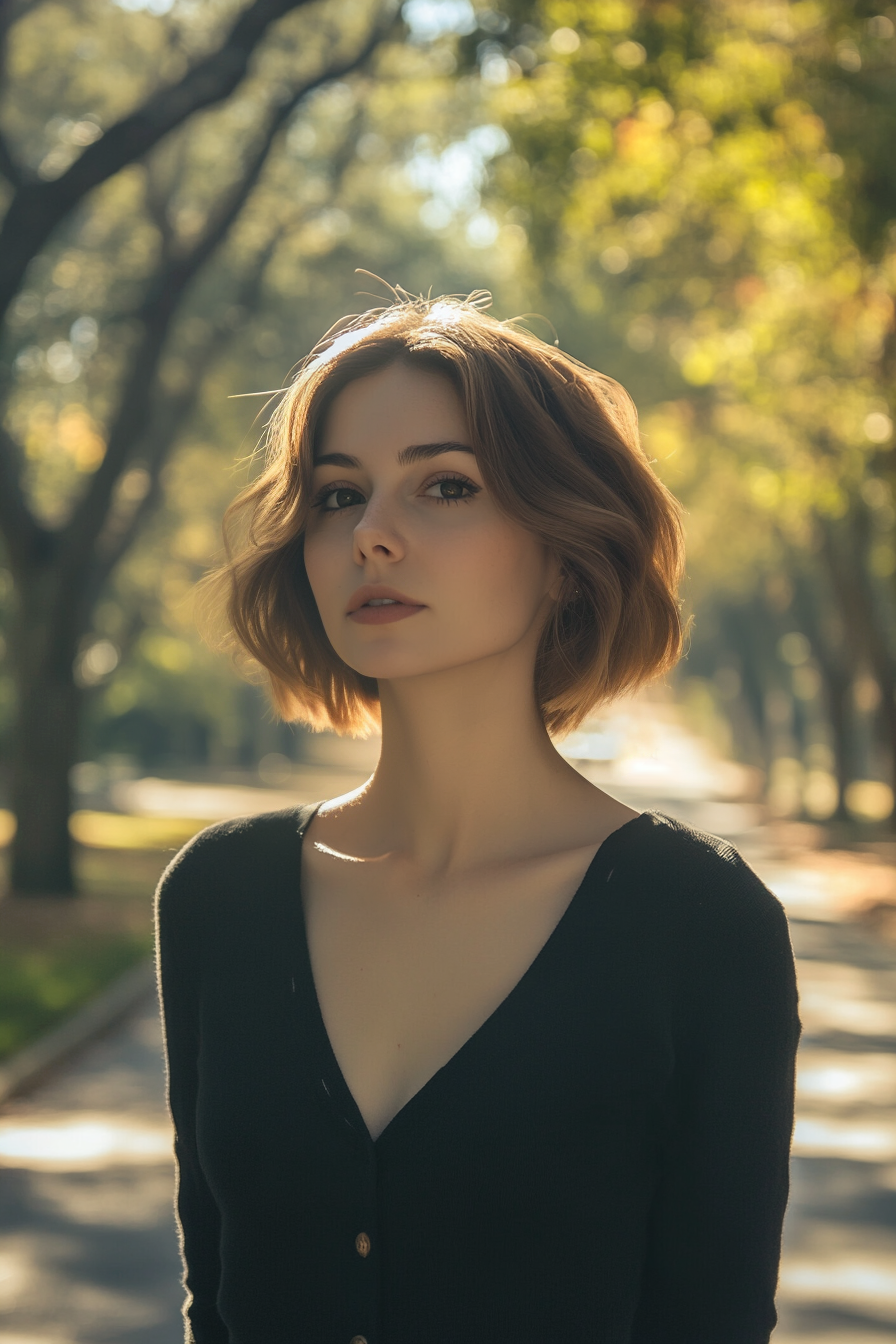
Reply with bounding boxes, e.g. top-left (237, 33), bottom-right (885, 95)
top-left (0, 931), bottom-right (150, 1060)
top-left (484, 0), bottom-right (894, 565)
top-left (474, 0), bottom-right (896, 816)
